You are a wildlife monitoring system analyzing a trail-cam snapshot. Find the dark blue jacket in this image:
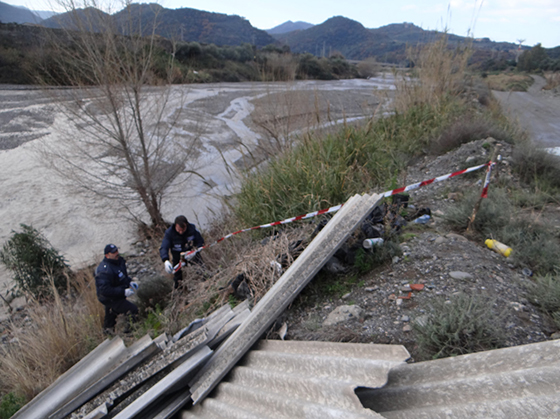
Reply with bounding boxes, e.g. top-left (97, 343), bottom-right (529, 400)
top-left (95, 256), bottom-right (132, 304)
top-left (159, 222), bottom-right (204, 262)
